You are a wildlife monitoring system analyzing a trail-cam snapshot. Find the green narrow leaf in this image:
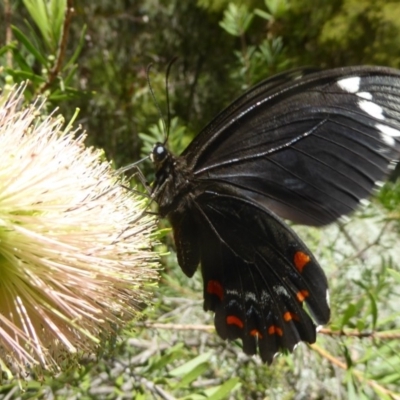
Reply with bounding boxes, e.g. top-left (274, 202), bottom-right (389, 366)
top-left (341, 303), bottom-right (357, 328)
top-left (48, 87), bottom-right (86, 101)
top-left (23, 0), bottom-right (51, 48)
top-left (65, 25), bottom-right (87, 69)
top-left (133, 394), bottom-right (147, 400)
top-left (169, 352), bottom-right (212, 377)
top-left (387, 268), bottom-right (400, 283)
top-left (63, 64), bottom-right (78, 86)
top-left (254, 9), bottom-right (273, 21)
top-left (172, 363), bottom-right (209, 390)
top-left (205, 378), bottom-right (241, 400)
top-left (50, 0), bottom-right (67, 44)
top-left (345, 372), bottom-right (358, 400)
top-left (342, 345), bottom-right (353, 369)
top-left (8, 48), bottom-right (32, 73)
top-left (146, 343), bottom-right (184, 373)
top-left (11, 26), bottom-right (48, 65)
top-left (0, 43), bottom-right (16, 57)
top-left (366, 290), bottom-right (378, 330)
top-left (24, 19), bottom-right (45, 49)
top-left (355, 318), bottom-right (365, 332)
top-left (376, 371), bottom-right (400, 385)
top-left (371, 387), bottom-right (394, 400)
top-left (5, 69), bottom-right (46, 84)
